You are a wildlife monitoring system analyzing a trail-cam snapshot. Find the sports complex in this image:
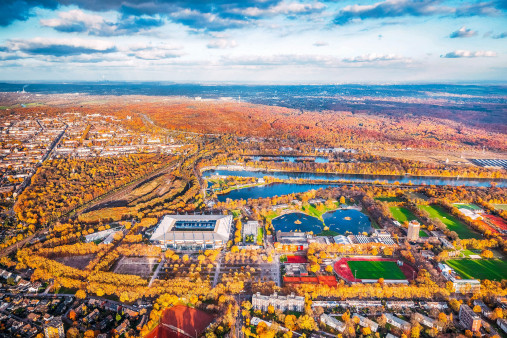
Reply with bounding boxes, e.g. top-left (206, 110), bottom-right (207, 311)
top-left (334, 257), bottom-right (417, 283)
